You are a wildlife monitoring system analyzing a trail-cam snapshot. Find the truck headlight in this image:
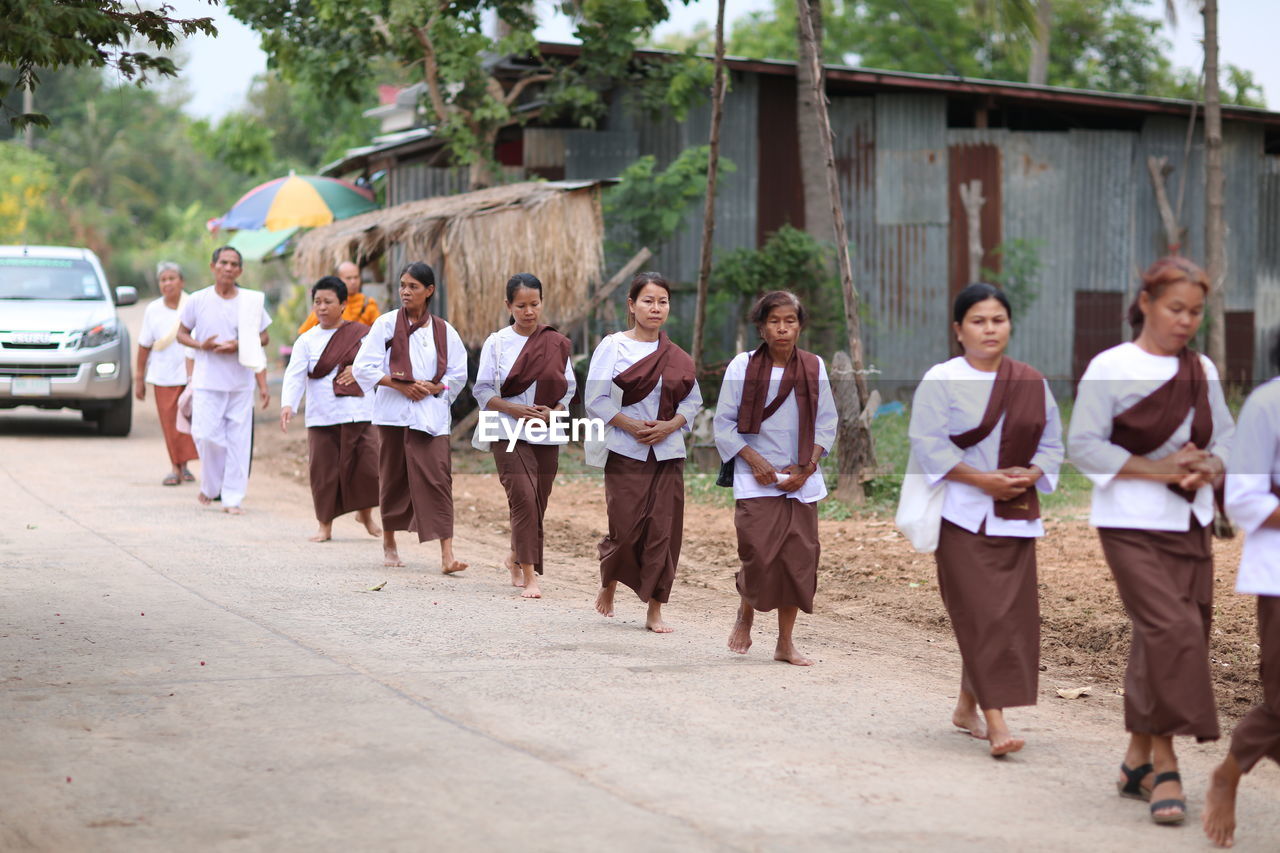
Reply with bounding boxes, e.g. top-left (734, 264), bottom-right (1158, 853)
top-left (78, 321), bottom-right (119, 349)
